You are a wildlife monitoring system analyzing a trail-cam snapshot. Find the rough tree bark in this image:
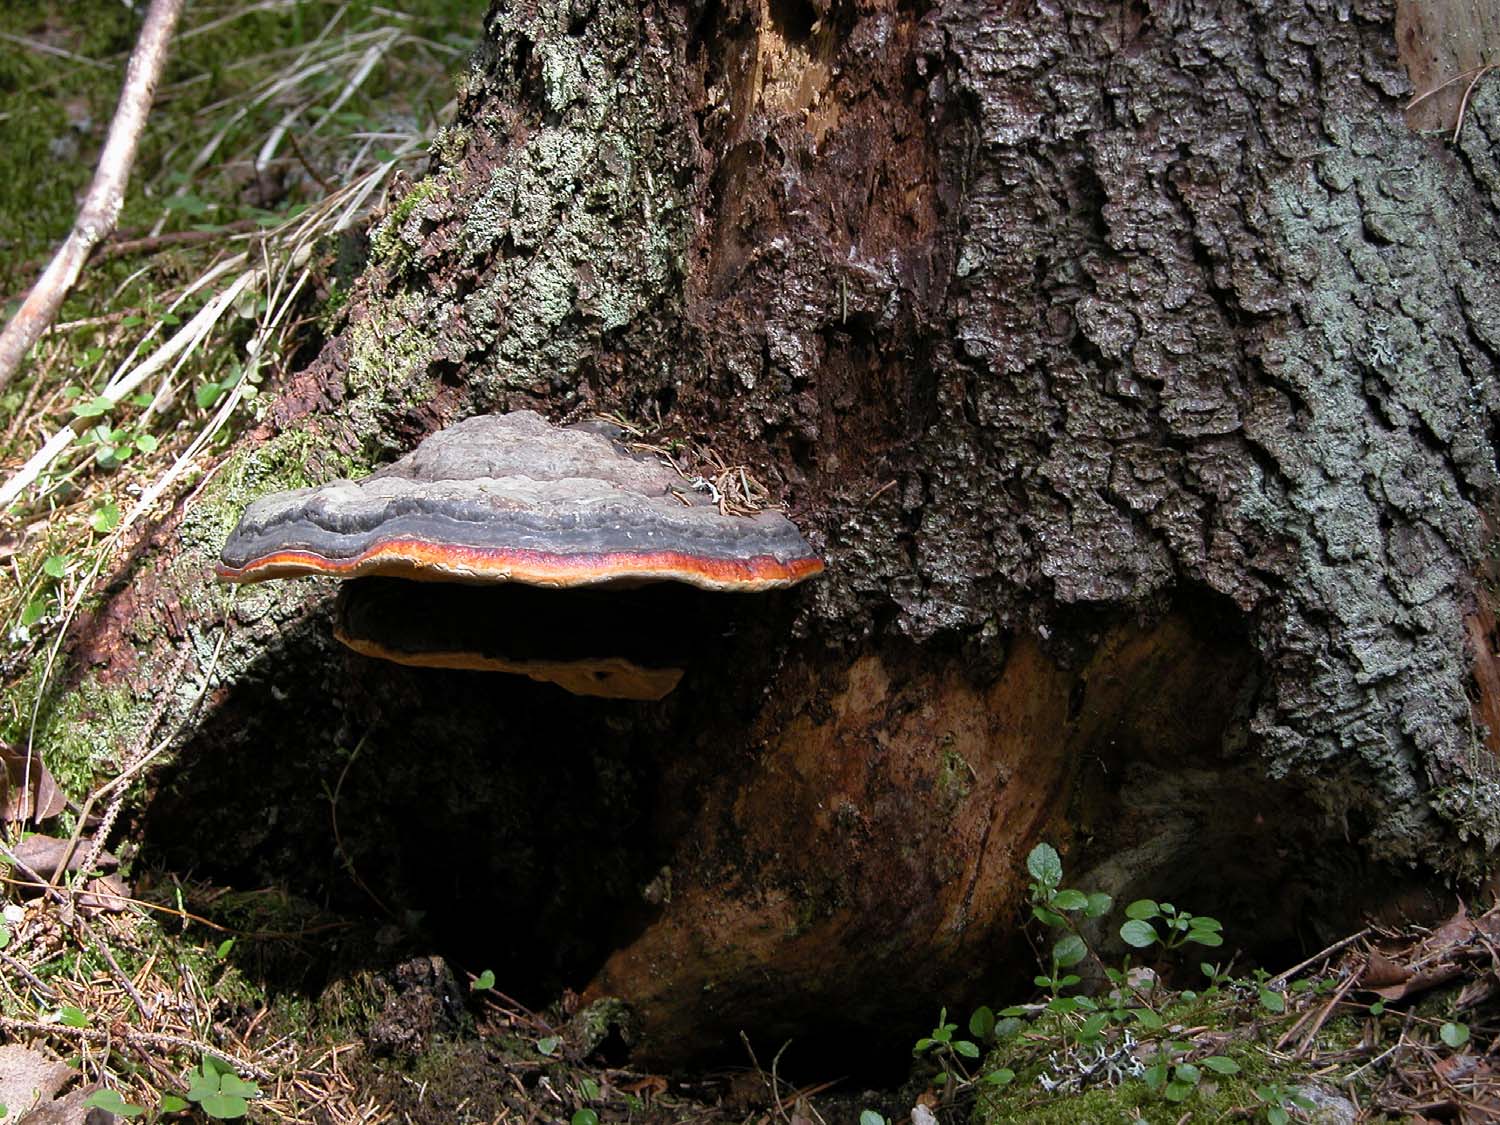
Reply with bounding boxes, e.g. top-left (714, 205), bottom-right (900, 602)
top-left (17, 0), bottom-right (1500, 1069)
